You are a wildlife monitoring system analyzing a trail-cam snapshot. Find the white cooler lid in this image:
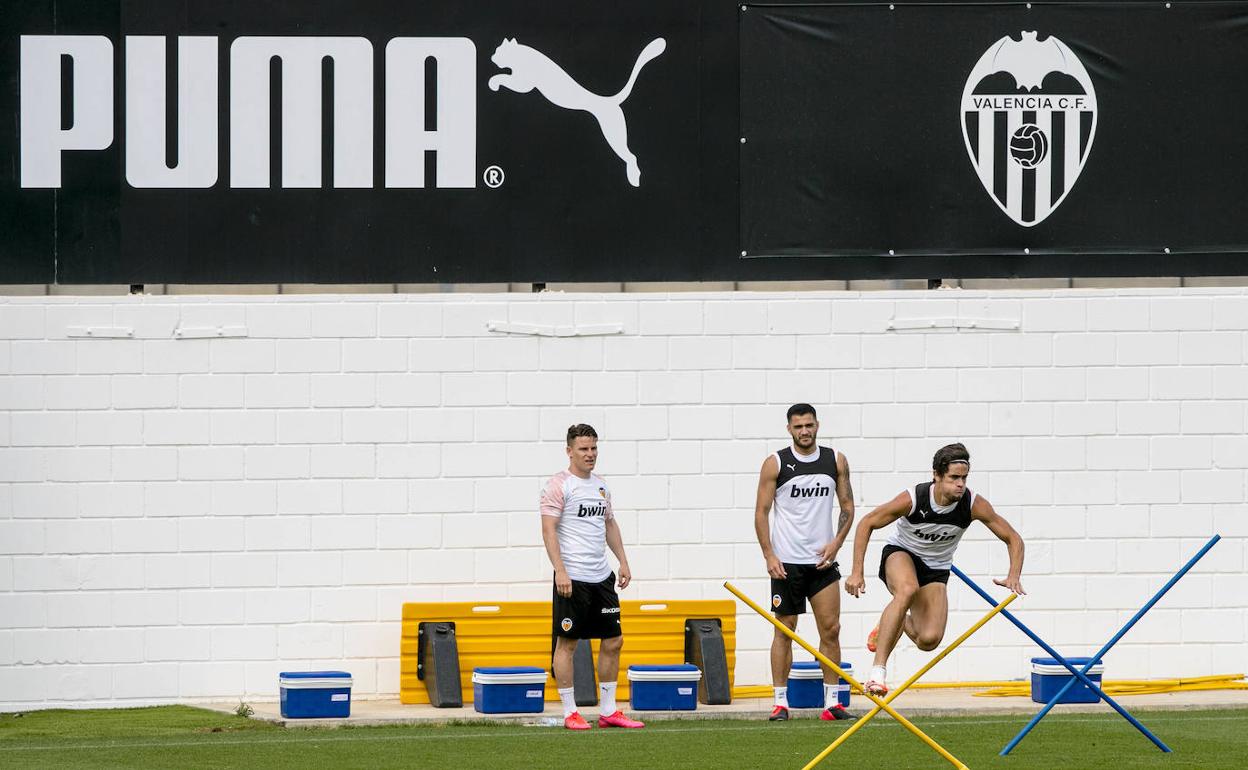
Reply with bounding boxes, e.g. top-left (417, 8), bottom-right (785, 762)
top-left (789, 663), bottom-right (850, 680)
top-left (627, 669), bottom-right (703, 682)
top-left (1031, 663), bottom-right (1104, 676)
top-left (471, 672), bottom-right (548, 685)
top-left (279, 676), bottom-right (353, 689)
